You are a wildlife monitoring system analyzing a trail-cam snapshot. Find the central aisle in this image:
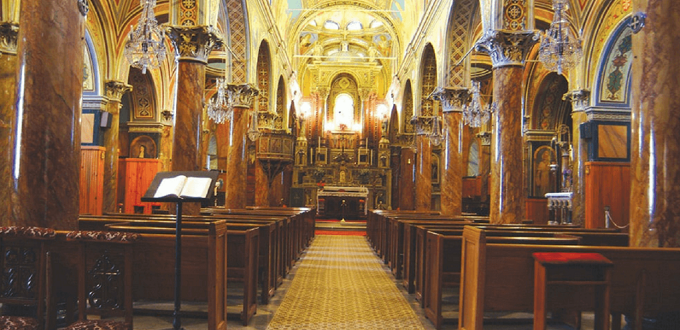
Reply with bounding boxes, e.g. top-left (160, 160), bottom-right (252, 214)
top-left (266, 235), bottom-right (427, 330)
